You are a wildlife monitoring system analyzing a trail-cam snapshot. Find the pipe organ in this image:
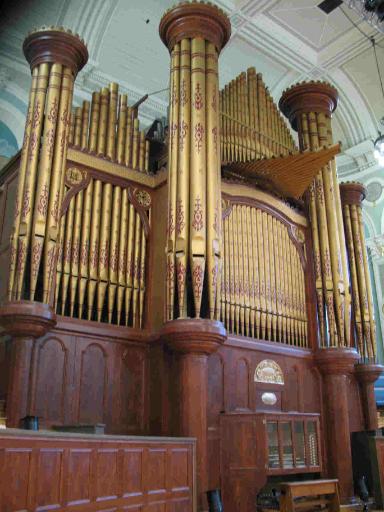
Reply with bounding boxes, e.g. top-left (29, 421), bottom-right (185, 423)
top-left (0, 3), bottom-right (383, 512)
top-left (220, 69), bottom-right (297, 163)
